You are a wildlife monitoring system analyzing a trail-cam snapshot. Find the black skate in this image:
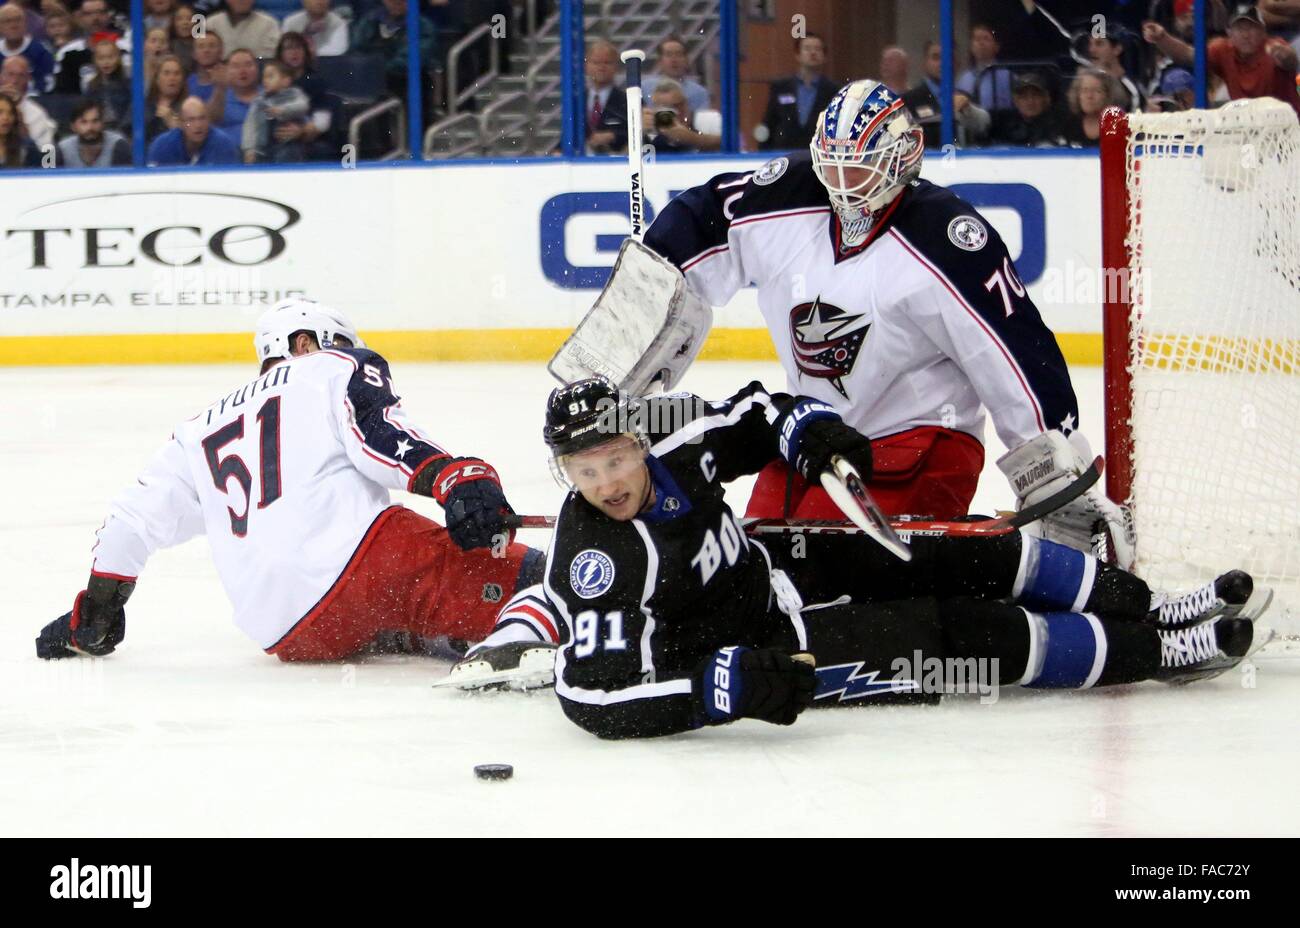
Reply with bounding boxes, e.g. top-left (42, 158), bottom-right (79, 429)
top-left (1148, 570), bottom-right (1272, 628)
top-left (432, 642), bottom-right (558, 692)
top-left (1155, 613), bottom-right (1273, 685)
